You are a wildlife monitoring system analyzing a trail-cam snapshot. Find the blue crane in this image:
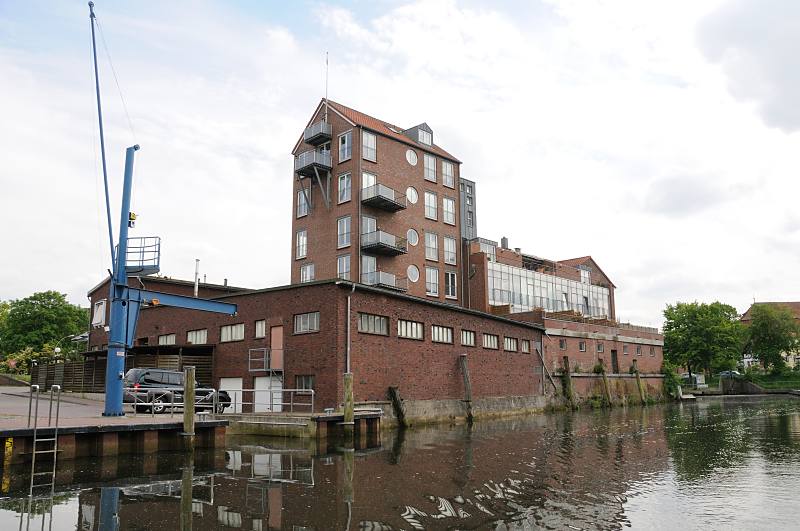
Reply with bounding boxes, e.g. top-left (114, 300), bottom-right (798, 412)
top-left (89, 2), bottom-right (237, 416)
